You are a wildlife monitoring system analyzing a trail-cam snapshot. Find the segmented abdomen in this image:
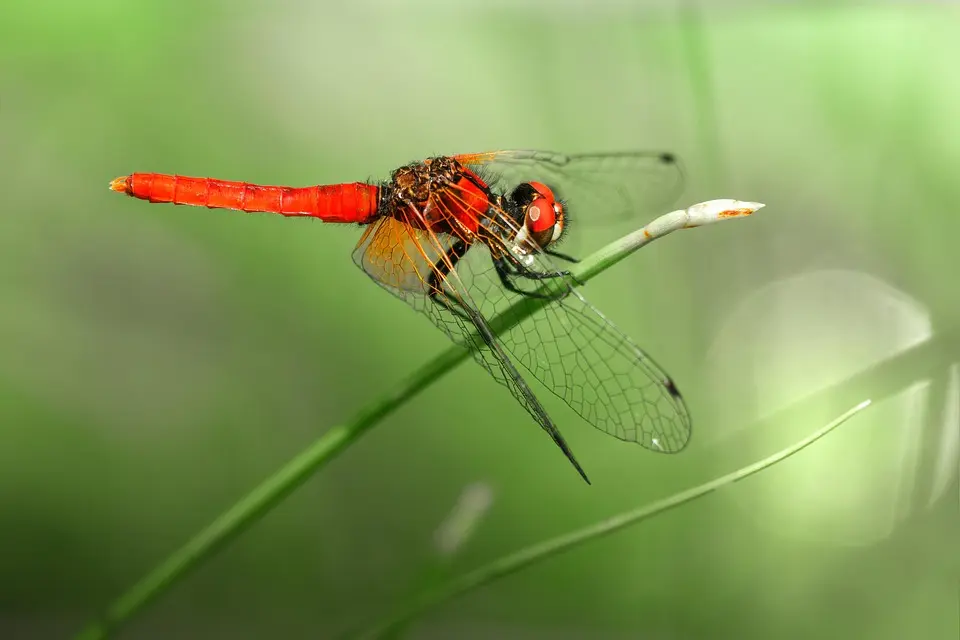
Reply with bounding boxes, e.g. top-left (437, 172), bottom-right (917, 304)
top-left (111, 173), bottom-right (379, 223)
